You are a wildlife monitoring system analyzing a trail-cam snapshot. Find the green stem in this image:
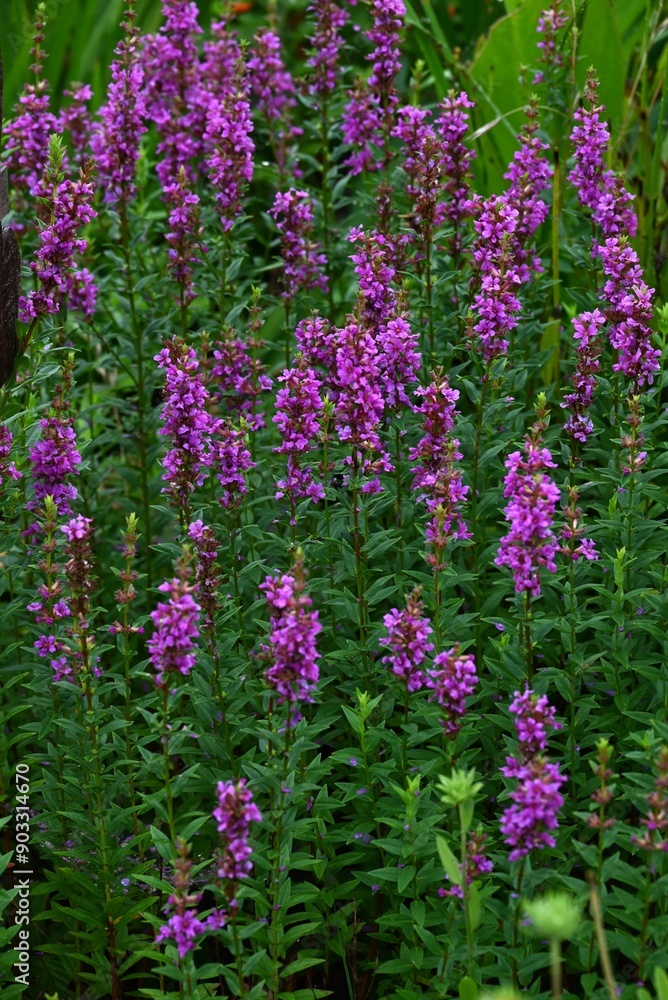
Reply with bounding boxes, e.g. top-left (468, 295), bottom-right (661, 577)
top-left (550, 938), bottom-right (562, 1000)
top-left (119, 204), bottom-right (153, 591)
top-left (161, 685), bottom-right (176, 843)
top-left (459, 805), bottom-right (475, 982)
